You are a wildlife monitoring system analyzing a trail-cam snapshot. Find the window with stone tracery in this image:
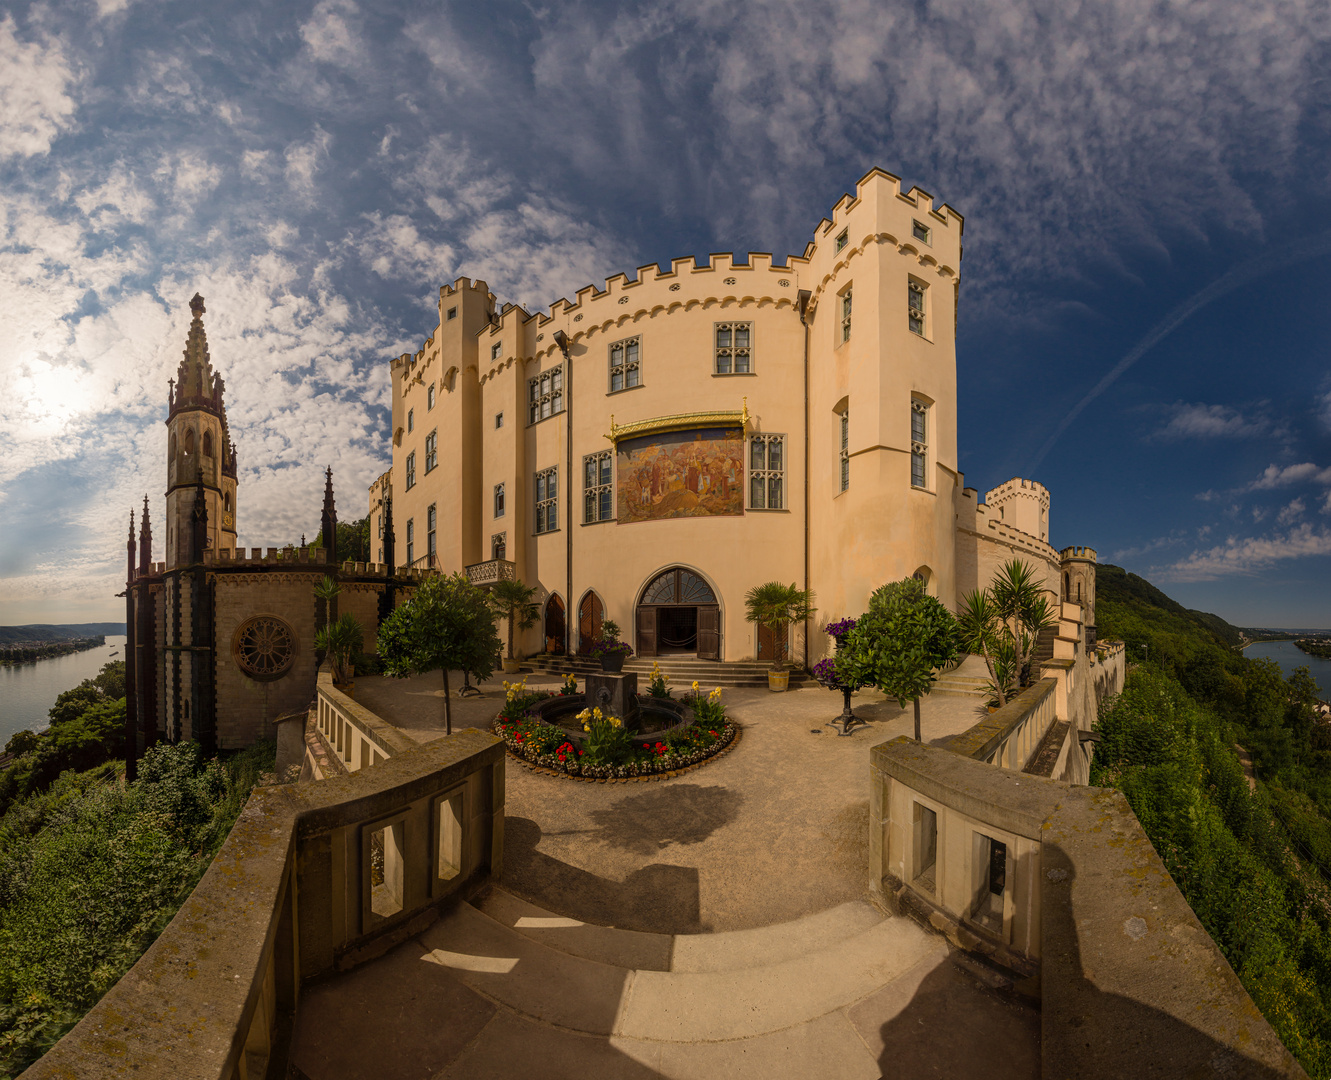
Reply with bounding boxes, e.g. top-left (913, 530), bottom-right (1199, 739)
top-left (911, 398), bottom-right (929, 488)
top-left (715, 323), bottom-right (752, 374)
top-left (749, 434), bottom-right (785, 509)
top-left (534, 467), bottom-right (558, 534)
top-left (233, 615), bottom-right (296, 681)
top-left (608, 337), bottom-right (640, 393)
top-left (528, 366), bottom-right (563, 424)
top-left (908, 279), bottom-right (926, 337)
top-left (583, 451), bottom-right (613, 523)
